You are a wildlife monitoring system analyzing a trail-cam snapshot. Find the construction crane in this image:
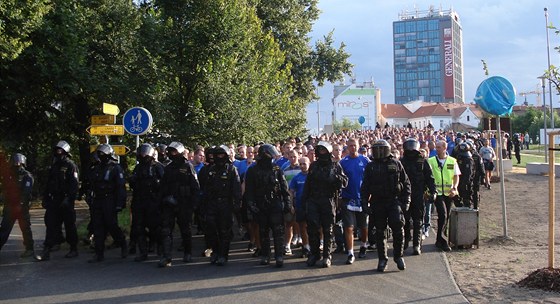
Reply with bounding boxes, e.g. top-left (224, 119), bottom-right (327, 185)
top-left (519, 91), bottom-right (541, 106)
top-left (519, 85), bottom-right (549, 106)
